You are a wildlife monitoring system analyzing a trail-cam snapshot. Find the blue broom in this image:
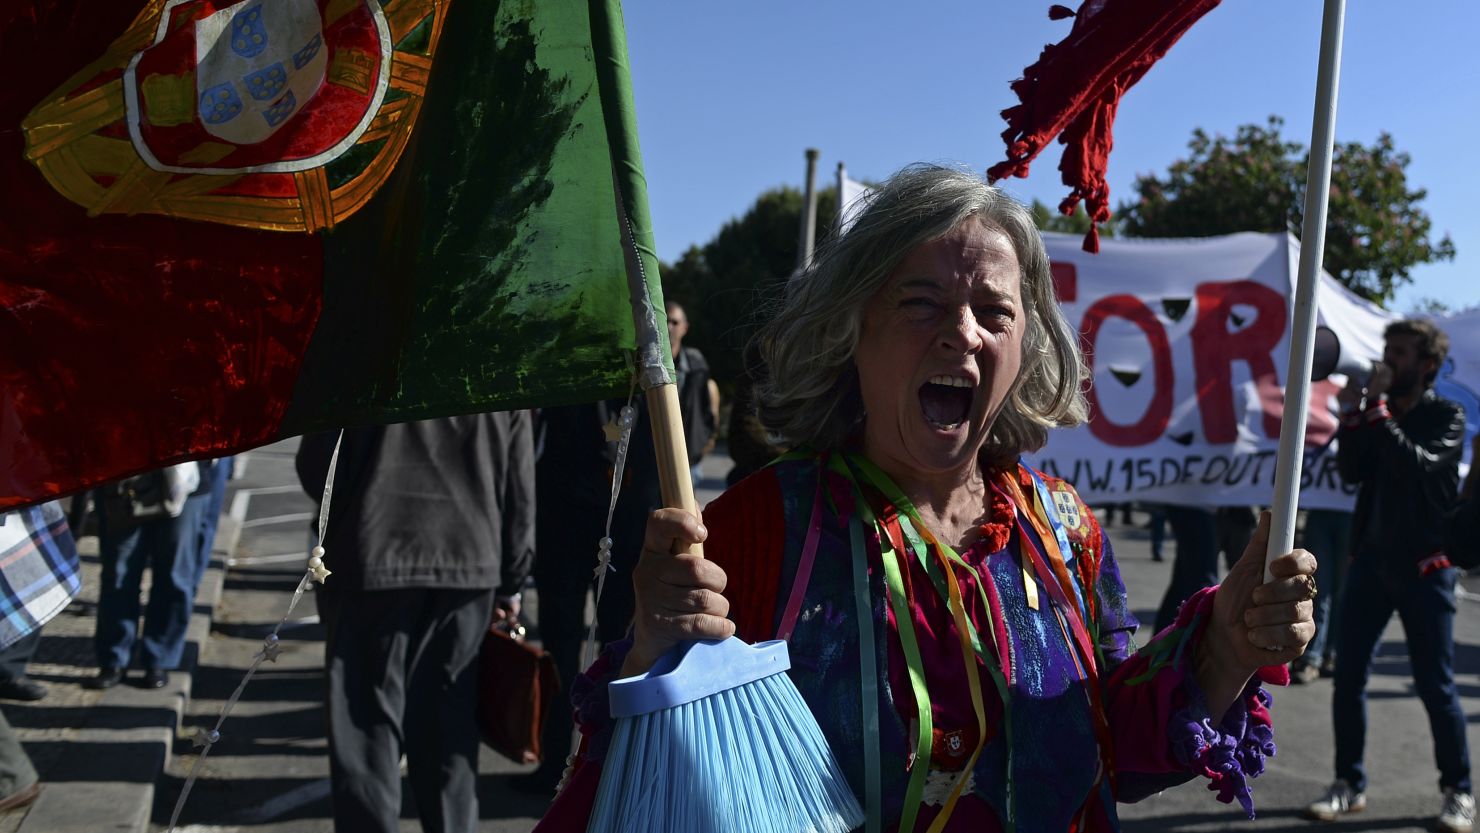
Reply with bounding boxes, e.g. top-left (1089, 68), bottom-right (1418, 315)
top-left (589, 636), bottom-right (864, 833)
top-left (585, 384), bottom-right (861, 832)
